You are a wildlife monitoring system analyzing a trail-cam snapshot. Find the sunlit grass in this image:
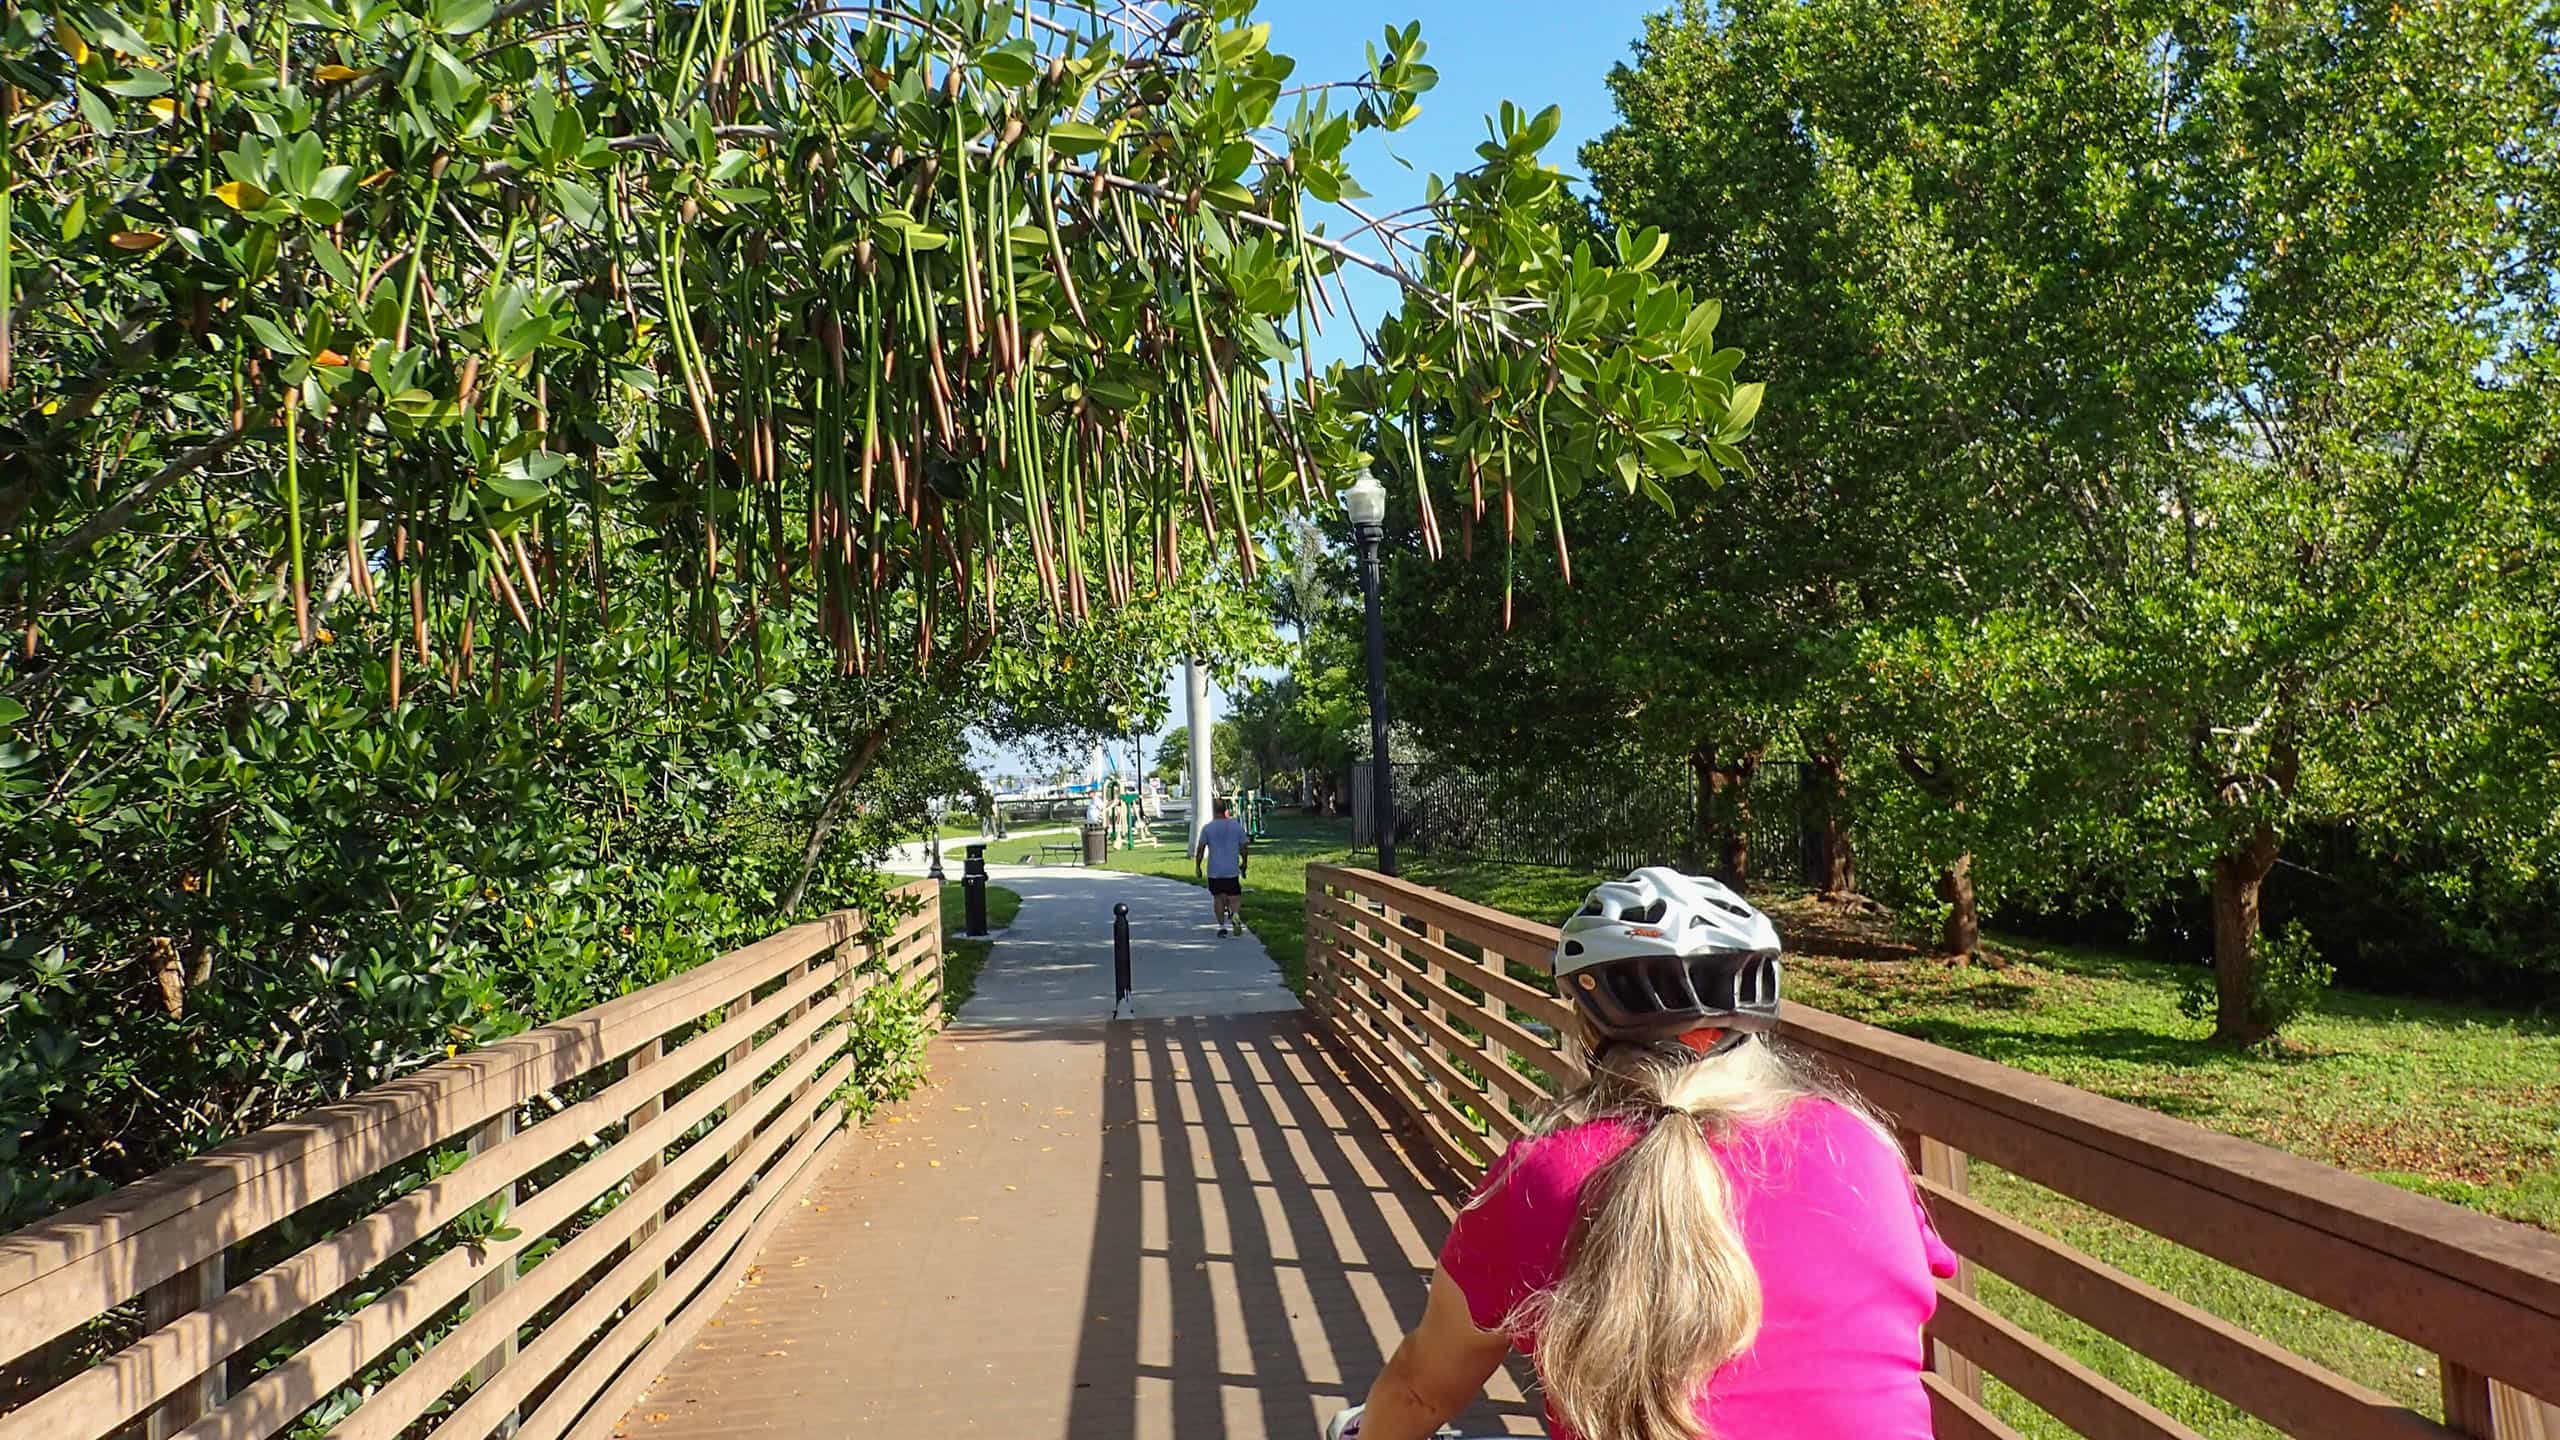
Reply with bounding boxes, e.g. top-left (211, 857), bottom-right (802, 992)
top-left (936, 881), bottom-right (1021, 1014)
